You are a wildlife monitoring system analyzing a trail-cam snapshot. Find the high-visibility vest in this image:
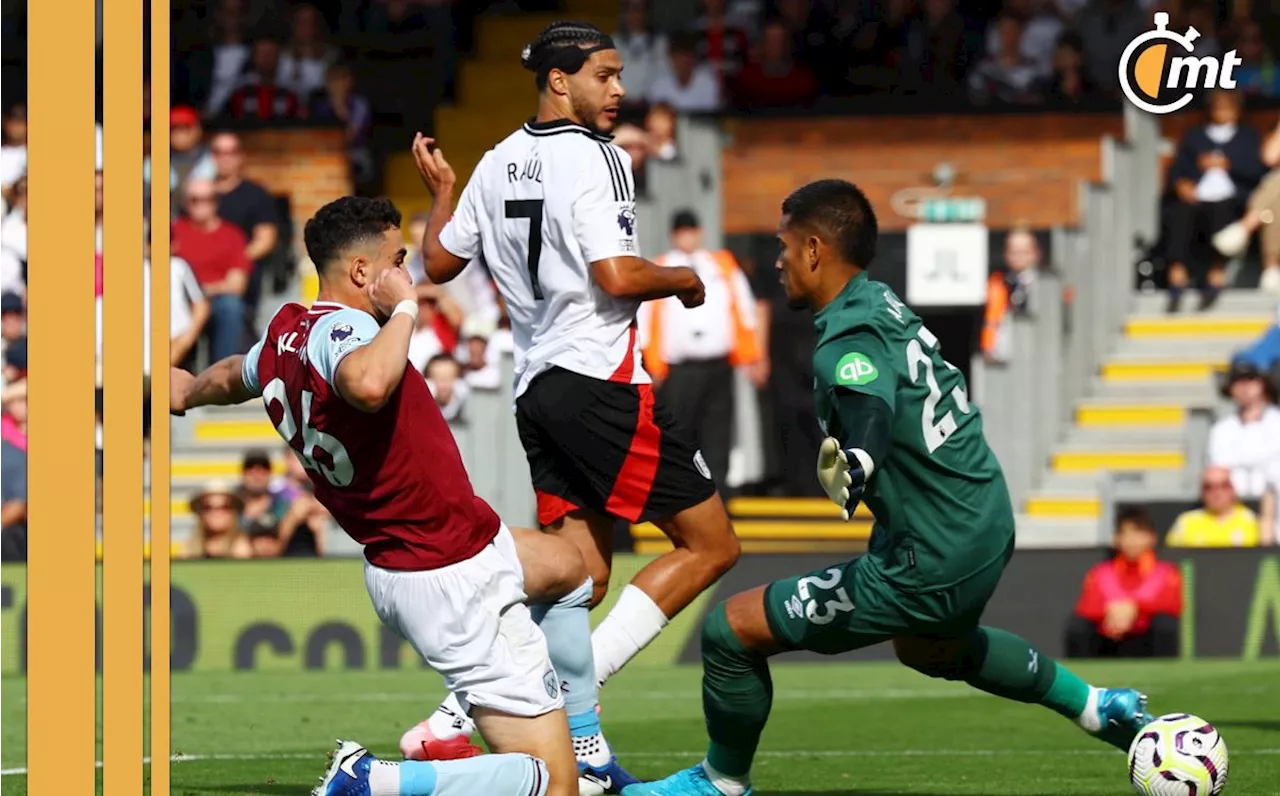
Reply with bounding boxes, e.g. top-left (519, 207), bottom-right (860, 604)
top-left (642, 249), bottom-right (761, 381)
